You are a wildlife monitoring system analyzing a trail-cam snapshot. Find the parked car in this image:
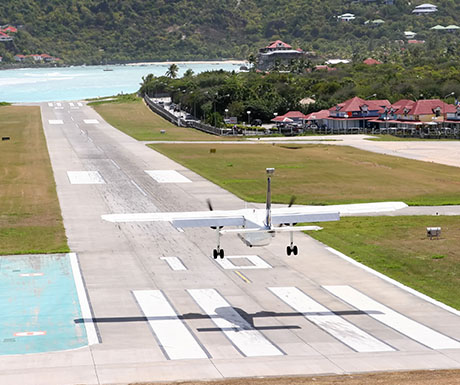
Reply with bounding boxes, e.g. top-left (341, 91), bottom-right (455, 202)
top-left (253, 119), bottom-right (262, 126)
